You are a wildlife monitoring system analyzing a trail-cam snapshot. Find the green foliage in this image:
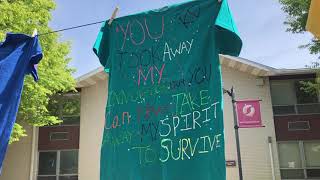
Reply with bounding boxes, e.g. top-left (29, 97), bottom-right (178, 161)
top-left (47, 93), bottom-right (80, 118)
top-left (0, 0), bottom-right (76, 143)
top-left (9, 123), bottom-right (27, 144)
top-left (279, 0), bottom-right (320, 55)
top-left (47, 93), bottom-right (81, 125)
top-left (279, 0), bottom-right (310, 33)
top-left (300, 62), bottom-right (320, 95)
top-left (279, 0), bottom-right (320, 94)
